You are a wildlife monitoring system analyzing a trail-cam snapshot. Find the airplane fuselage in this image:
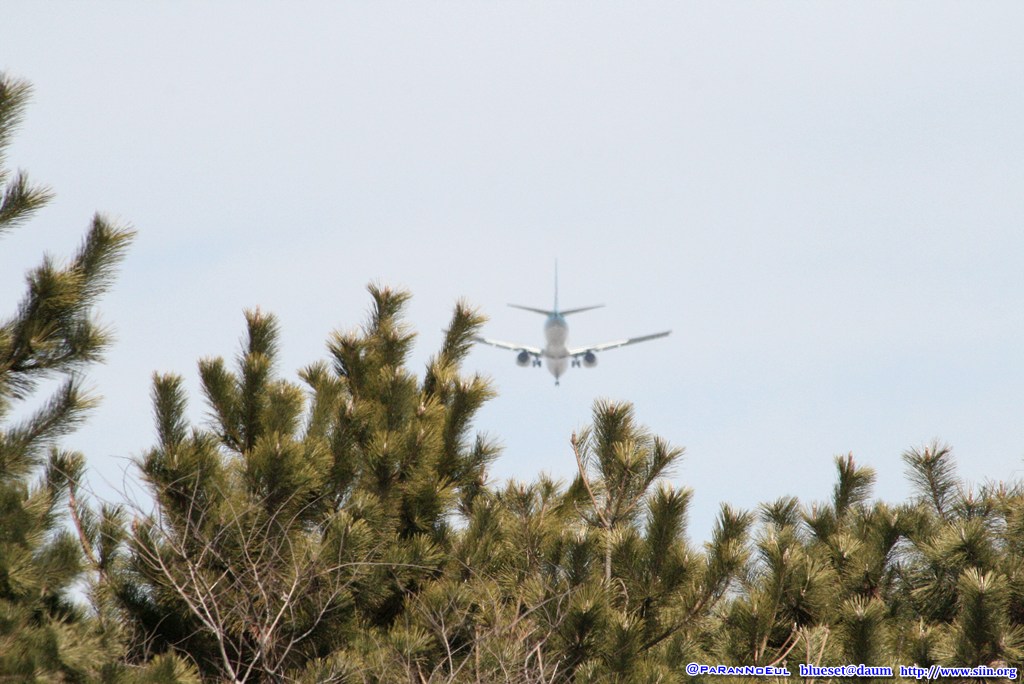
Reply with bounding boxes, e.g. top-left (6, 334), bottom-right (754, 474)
top-left (543, 314), bottom-right (570, 381)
